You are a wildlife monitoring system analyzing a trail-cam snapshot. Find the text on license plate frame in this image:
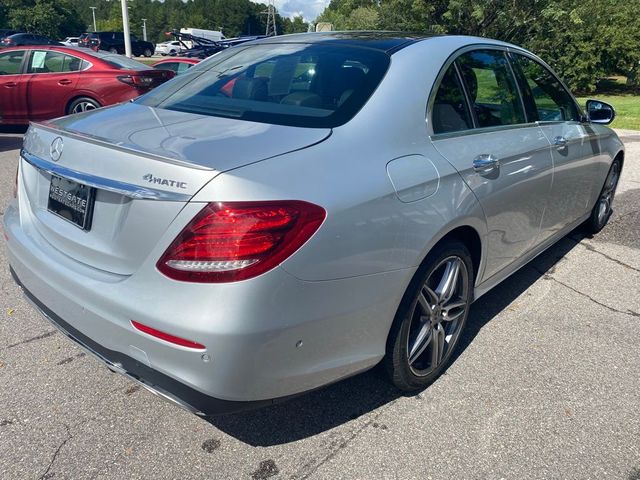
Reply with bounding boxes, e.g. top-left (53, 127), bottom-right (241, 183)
top-left (47, 175), bottom-right (96, 231)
